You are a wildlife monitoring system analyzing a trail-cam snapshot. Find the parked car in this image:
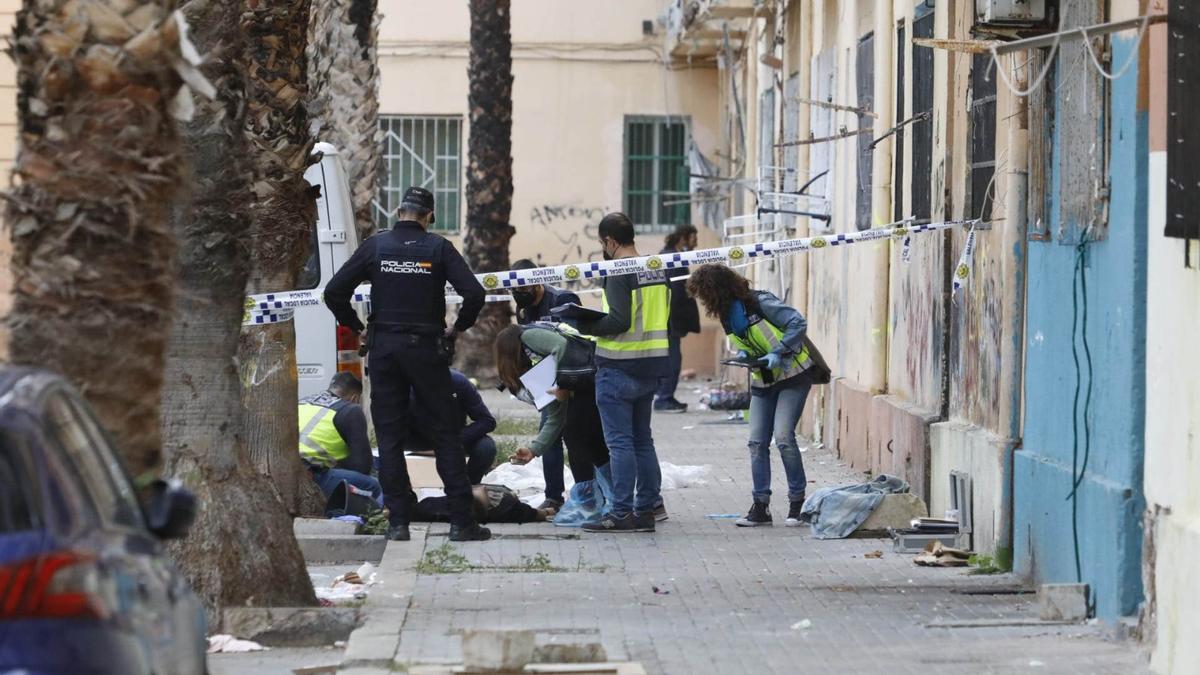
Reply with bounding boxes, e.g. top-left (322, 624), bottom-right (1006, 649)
top-left (294, 142), bottom-right (369, 400)
top-left (0, 368), bottom-right (206, 675)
